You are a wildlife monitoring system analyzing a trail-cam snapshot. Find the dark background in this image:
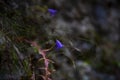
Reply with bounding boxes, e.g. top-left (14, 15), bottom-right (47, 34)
top-left (0, 0), bottom-right (120, 80)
